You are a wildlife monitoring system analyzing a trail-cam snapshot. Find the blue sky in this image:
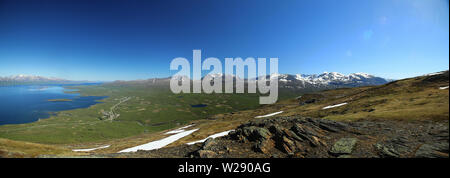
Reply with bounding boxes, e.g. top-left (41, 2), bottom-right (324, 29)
top-left (0, 0), bottom-right (448, 81)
